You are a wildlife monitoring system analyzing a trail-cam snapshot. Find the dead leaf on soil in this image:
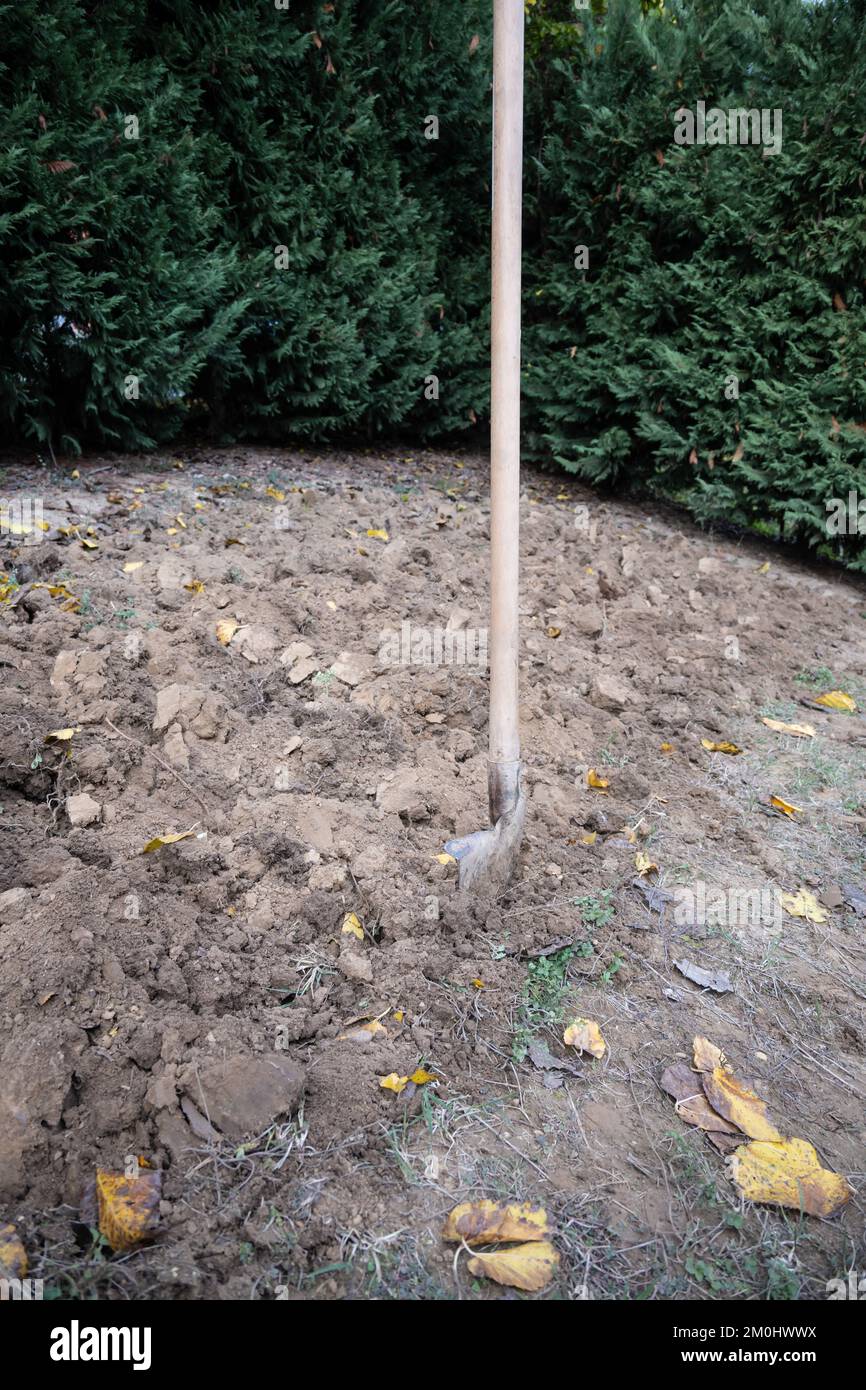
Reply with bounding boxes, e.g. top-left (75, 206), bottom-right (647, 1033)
top-left (0, 1223), bottom-right (27, 1279)
top-left (341, 911), bottom-right (364, 940)
top-left (443, 1200), bottom-right (550, 1245)
top-left (813, 690), bottom-right (857, 712)
top-left (141, 829), bottom-right (197, 854)
top-left (760, 717), bottom-right (815, 739)
top-left (216, 617), bottom-right (240, 646)
top-left (729, 1137), bottom-right (852, 1217)
top-left (563, 1017), bottom-right (606, 1058)
top-left (122, 561), bottom-right (144, 573)
top-left (660, 1062), bottom-right (740, 1135)
top-left (45, 726), bottom-right (82, 742)
top-left (586, 768), bottom-right (609, 791)
top-left (546, 626), bottom-right (561, 639)
top-left (635, 851), bottom-right (658, 876)
top-left (184, 579), bottom-right (206, 595)
top-left (673, 958), bottom-right (733, 993)
top-left (778, 889), bottom-right (829, 923)
top-left (366, 528), bottom-right (389, 541)
top-left (467, 1241), bottom-right (560, 1292)
top-left (702, 1068), bottom-right (783, 1142)
top-left (770, 795), bottom-right (803, 818)
top-left (693, 1036), bottom-right (727, 1073)
top-left (701, 739), bottom-right (743, 755)
top-left (94, 1166), bottom-right (162, 1252)
top-left (339, 1019), bottom-right (387, 1042)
